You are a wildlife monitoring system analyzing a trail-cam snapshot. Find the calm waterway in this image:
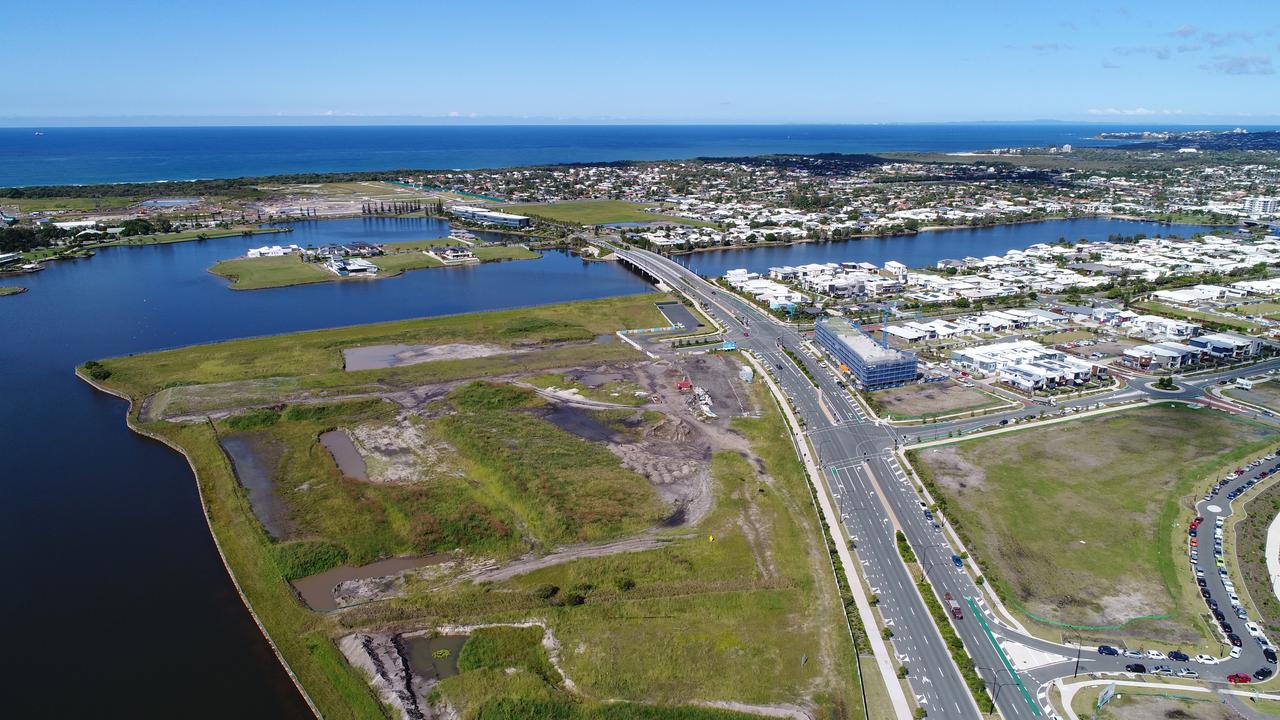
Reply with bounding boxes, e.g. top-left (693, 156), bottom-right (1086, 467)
top-left (673, 217), bottom-right (1217, 276)
top-left (0, 215), bottom-right (1215, 716)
